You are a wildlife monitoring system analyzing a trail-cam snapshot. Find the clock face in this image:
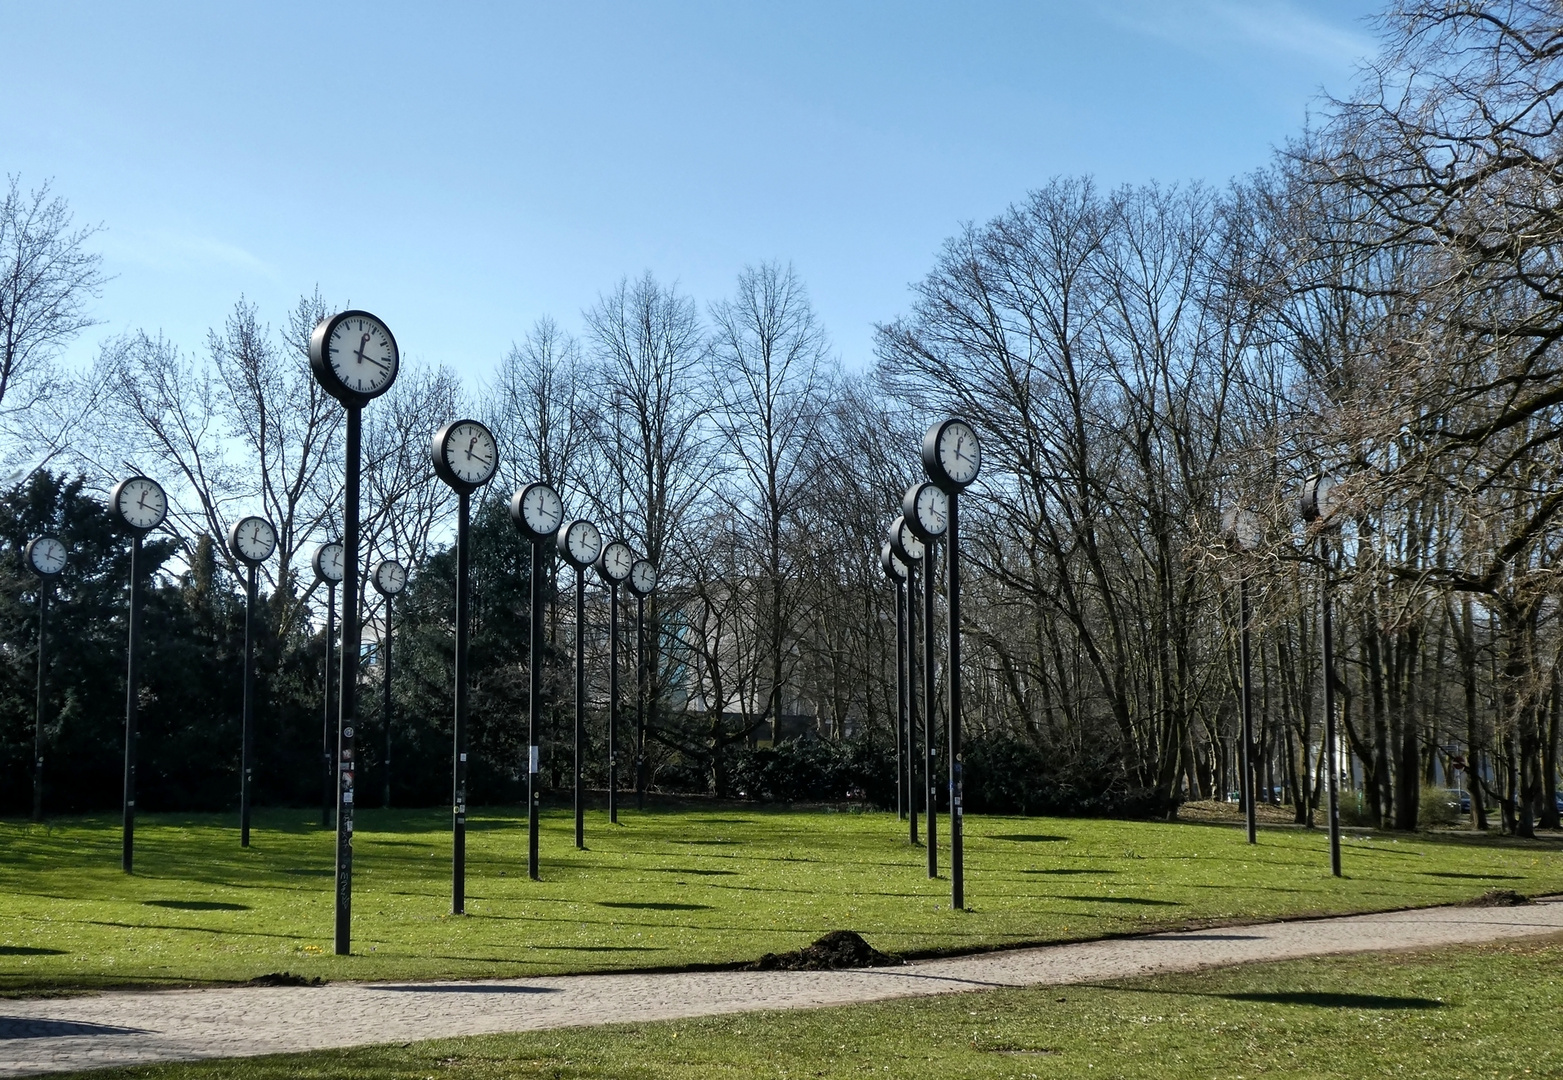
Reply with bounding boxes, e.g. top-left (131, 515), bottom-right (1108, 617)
top-left (314, 541), bottom-right (346, 584)
top-left (231, 516), bottom-right (277, 564)
top-left (629, 559), bottom-right (657, 597)
top-left (113, 476), bottom-right (168, 532)
top-left (374, 559), bottom-right (407, 596)
top-left (27, 536), bottom-right (67, 576)
top-left (905, 482), bottom-right (948, 540)
top-left (326, 313), bottom-right (398, 398)
top-left (513, 482), bottom-right (564, 539)
top-left (557, 518), bottom-right (602, 568)
top-left (936, 420), bottom-right (980, 487)
top-left (435, 419), bottom-right (498, 489)
top-left (890, 515), bottom-right (924, 563)
top-left (598, 540), bottom-right (634, 583)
